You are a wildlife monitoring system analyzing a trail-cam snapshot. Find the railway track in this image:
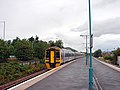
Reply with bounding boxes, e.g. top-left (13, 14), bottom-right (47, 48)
top-left (0, 69), bottom-right (47, 90)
